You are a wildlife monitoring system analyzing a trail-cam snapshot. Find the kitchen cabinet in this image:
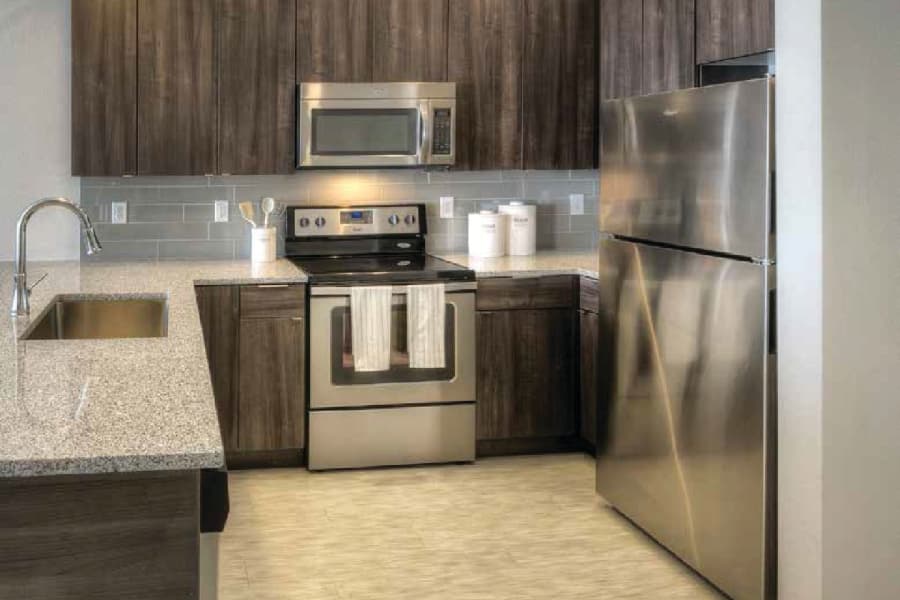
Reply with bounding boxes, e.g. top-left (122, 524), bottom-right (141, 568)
top-left (600, 0), bottom-right (696, 100)
top-left (522, 0), bottom-right (597, 170)
top-left (448, 0), bottom-right (523, 170)
top-left (579, 276), bottom-right (601, 450)
top-left (71, 0), bottom-right (137, 177)
top-left (218, 0), bottom-right (296, 175)
top-left (297, 0), bottom-right (373, 82)
top-left (196, 284), bottom-right (306, 465)
top-left (696, 0), bottom-right (774, 64)
top-left (475, 276), bottom-right (579, 454)
top-left (137, 0), bottom-right (217, 175)
top-left (372, 0), bottom-right (449, 82)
